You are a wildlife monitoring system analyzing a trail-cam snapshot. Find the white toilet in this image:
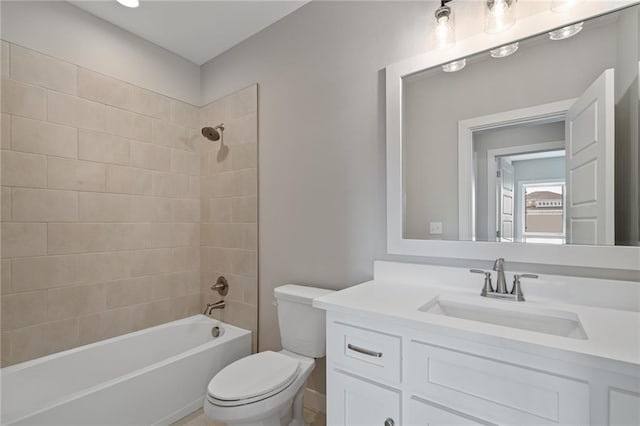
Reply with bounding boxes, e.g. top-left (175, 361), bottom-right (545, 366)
top-left (204, 284), bottom-right (334, 426)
